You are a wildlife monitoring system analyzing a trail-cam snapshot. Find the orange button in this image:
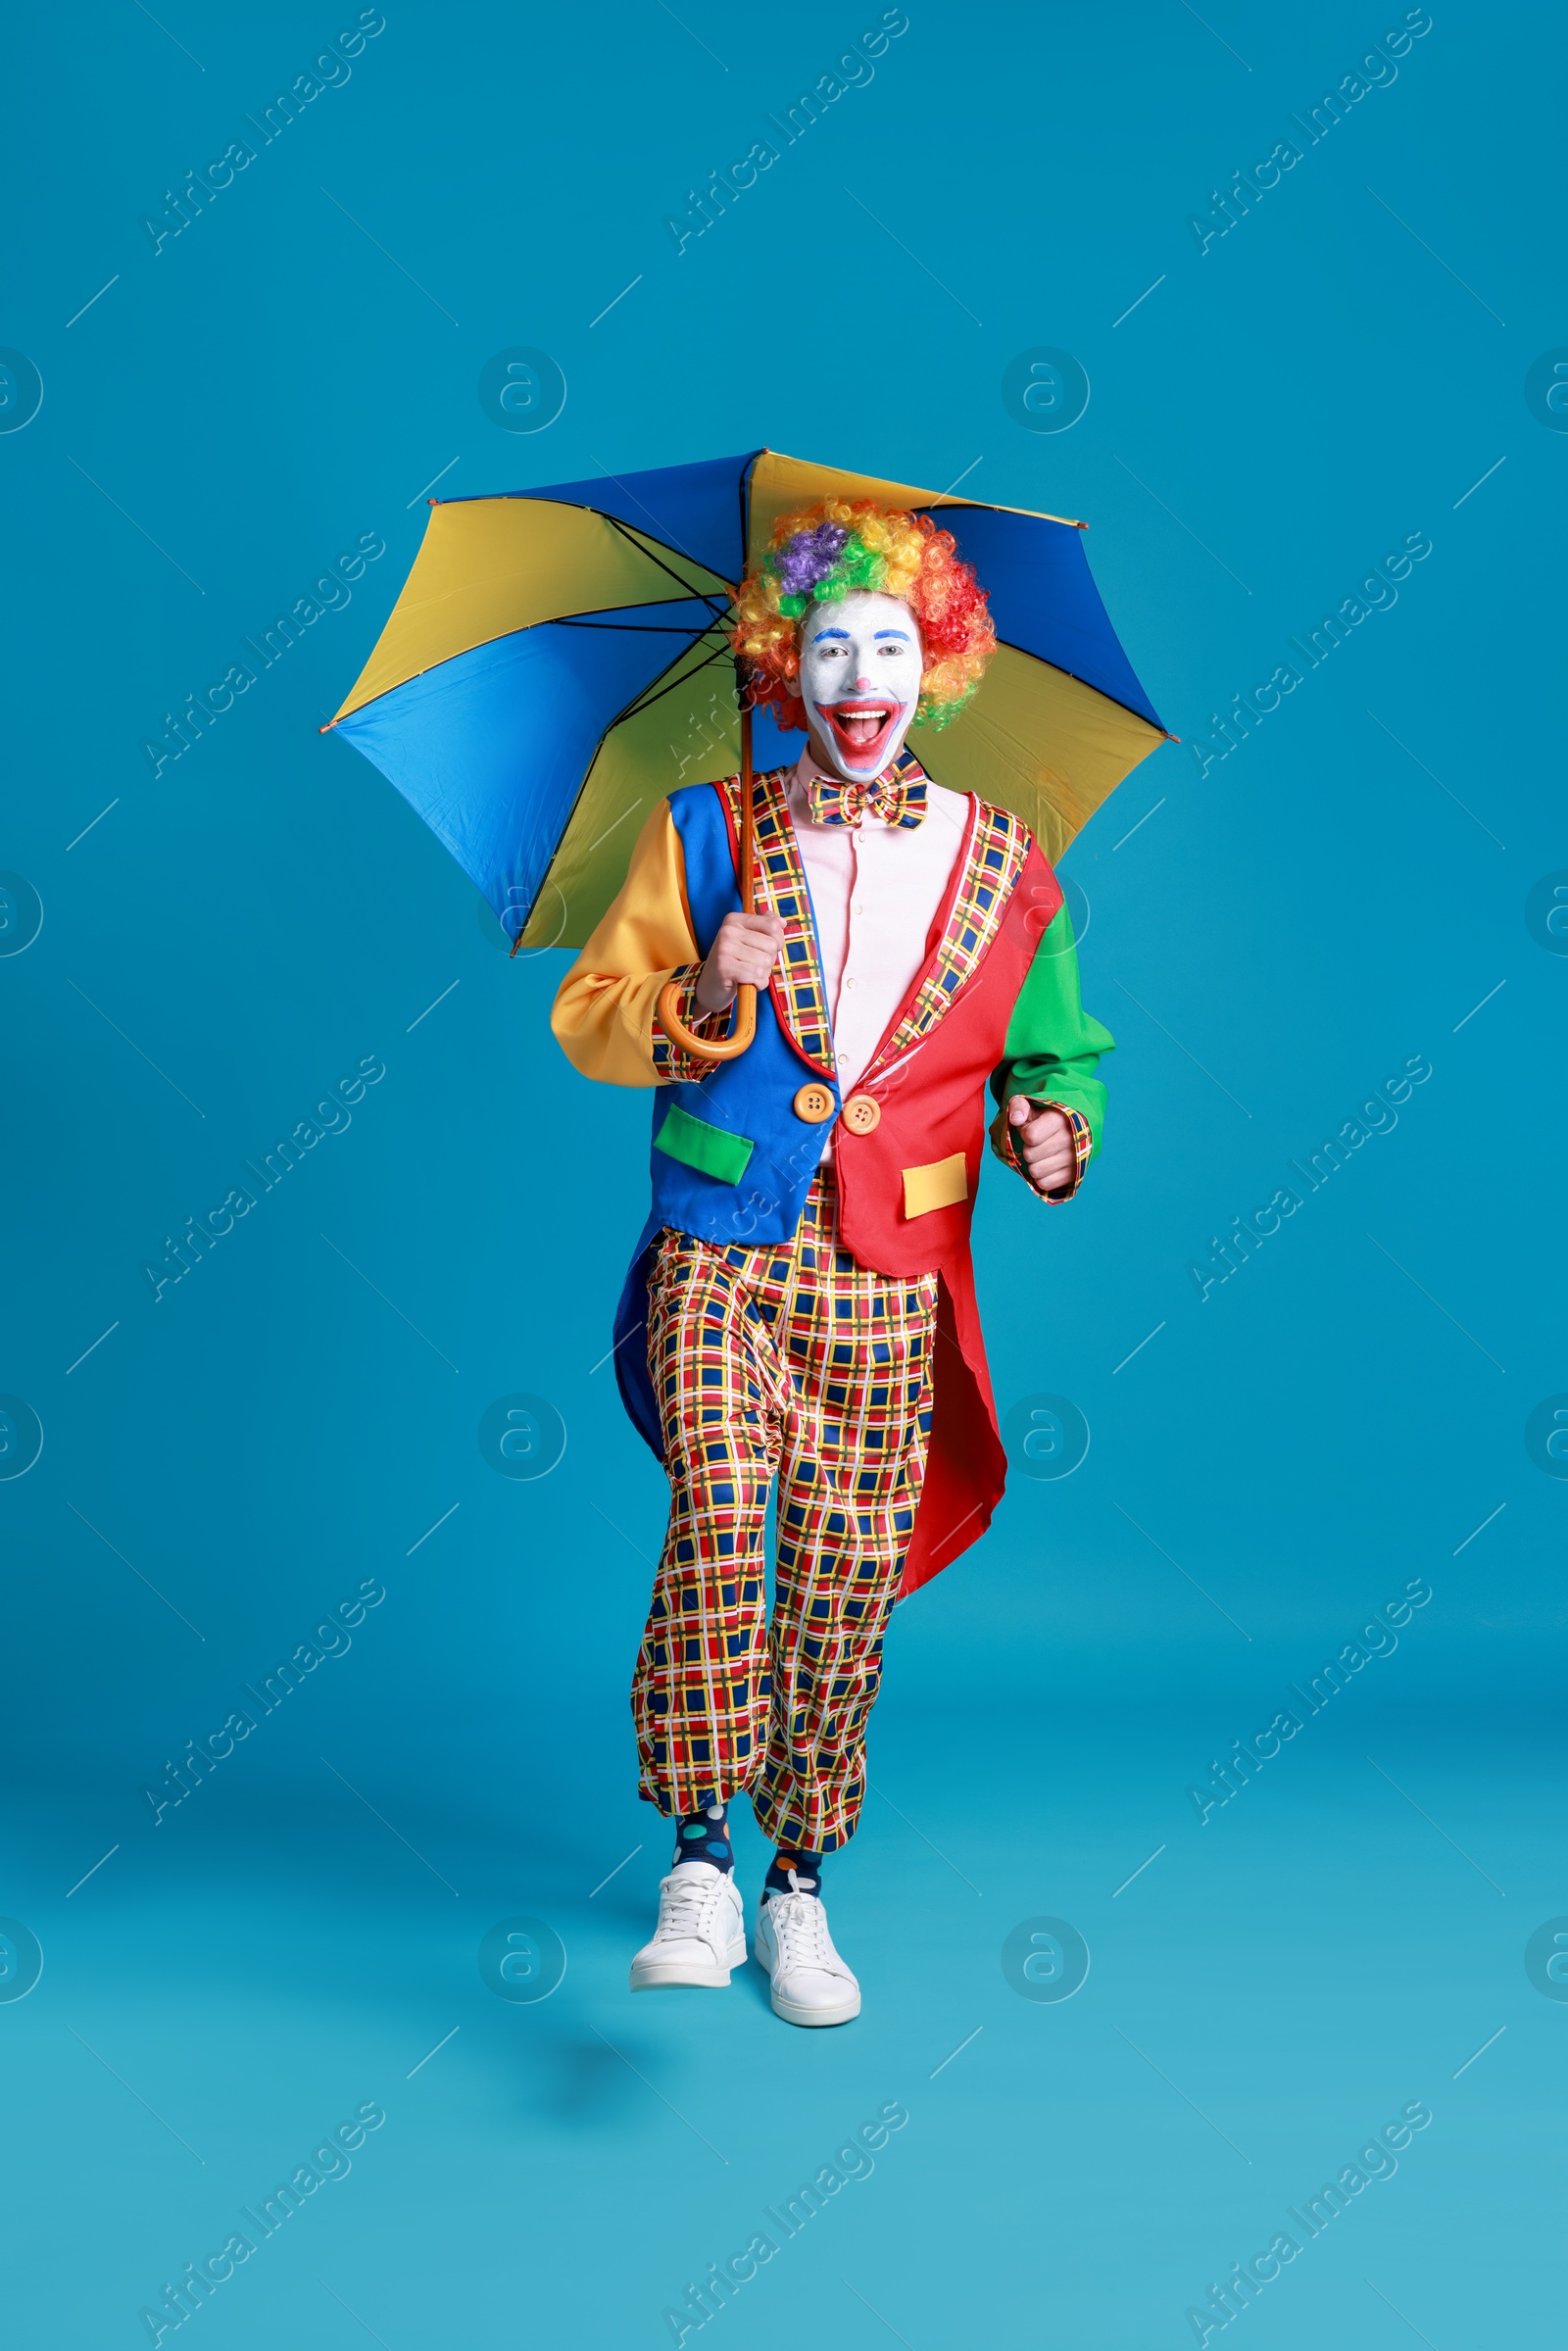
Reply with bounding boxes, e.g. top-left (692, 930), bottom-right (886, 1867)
top-left (841, 1093), bottom-right (881, 1135)
top-left (793, 1082), bottom-right (835, 1124)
